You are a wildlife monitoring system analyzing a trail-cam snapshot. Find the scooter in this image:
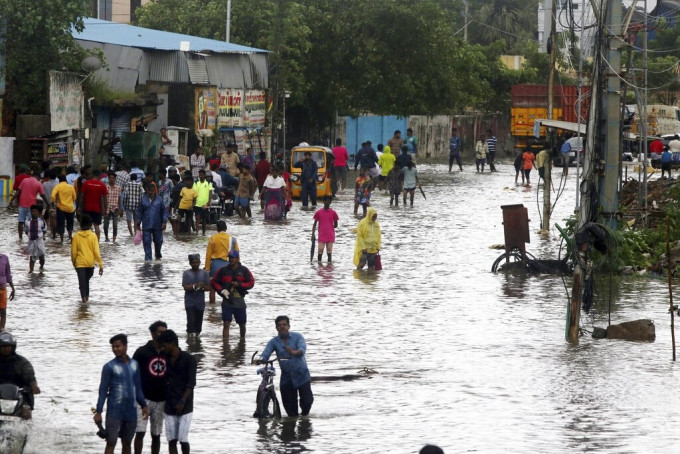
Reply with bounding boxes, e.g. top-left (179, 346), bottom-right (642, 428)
top-left (0, 384), bottom-right (30, 454)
